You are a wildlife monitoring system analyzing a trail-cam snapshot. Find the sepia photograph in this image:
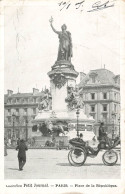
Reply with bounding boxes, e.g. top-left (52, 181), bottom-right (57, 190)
top-left (1, 0), bottom-right (125, 193)
top-left (3, 0), bottom-right (122, 180)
